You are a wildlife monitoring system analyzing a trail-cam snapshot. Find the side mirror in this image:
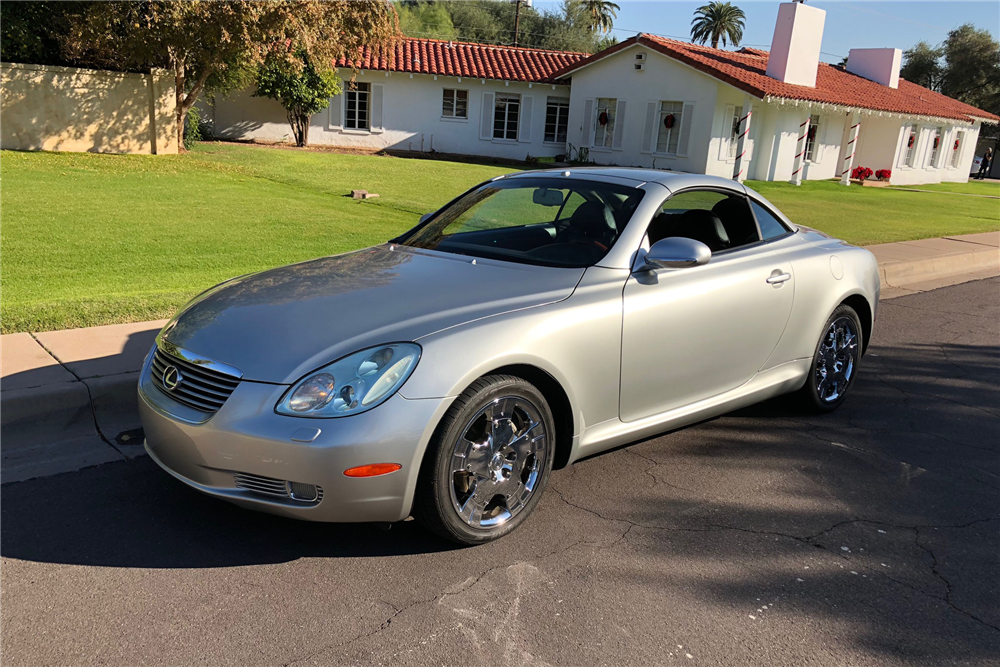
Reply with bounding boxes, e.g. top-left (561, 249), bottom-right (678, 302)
top-left (419, 212), bottom-right (434, 224)
top-left (641, 237), bottom-right (712, 270)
